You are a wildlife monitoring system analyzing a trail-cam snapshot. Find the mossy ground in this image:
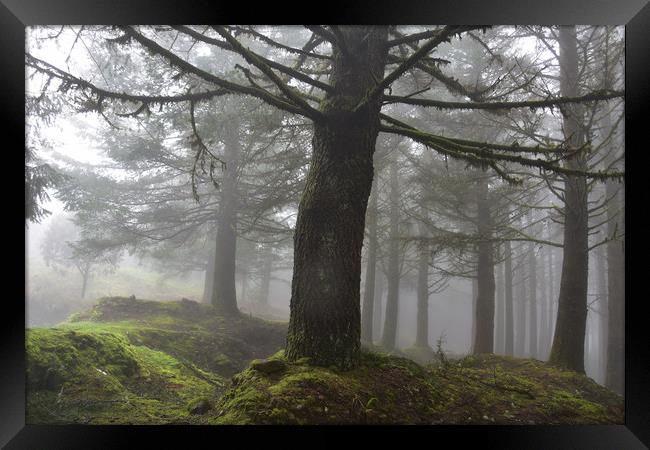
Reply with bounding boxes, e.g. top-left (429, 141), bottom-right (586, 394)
top-left (210, 351), bottom-right (623, 425)
top-left (26, 296), bottom-right (286, 424)
top-left (27, 296), bottom-right (623, 425)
